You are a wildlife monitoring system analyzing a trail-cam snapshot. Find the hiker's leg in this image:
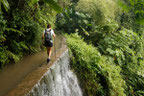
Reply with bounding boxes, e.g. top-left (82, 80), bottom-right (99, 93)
top-left (47, 47), bottom-right (52, 58)
top-left (46, 47), bottom-right (49, 56)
